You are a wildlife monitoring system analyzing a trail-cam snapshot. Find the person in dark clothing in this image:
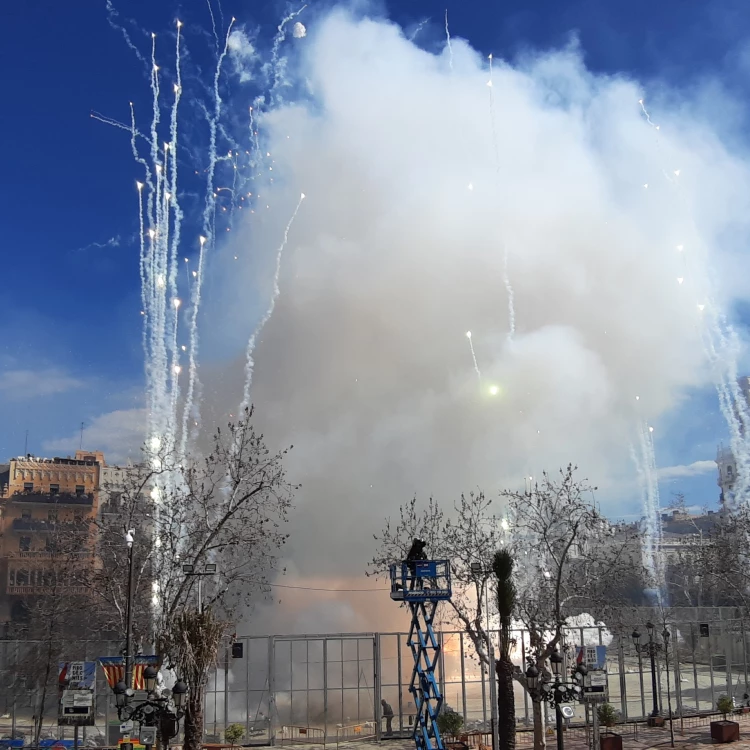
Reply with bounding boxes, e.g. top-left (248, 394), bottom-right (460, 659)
top-left (405, 538), bottom-right (427, 590)
top-left (381, 699), bottom-right (394, 736)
